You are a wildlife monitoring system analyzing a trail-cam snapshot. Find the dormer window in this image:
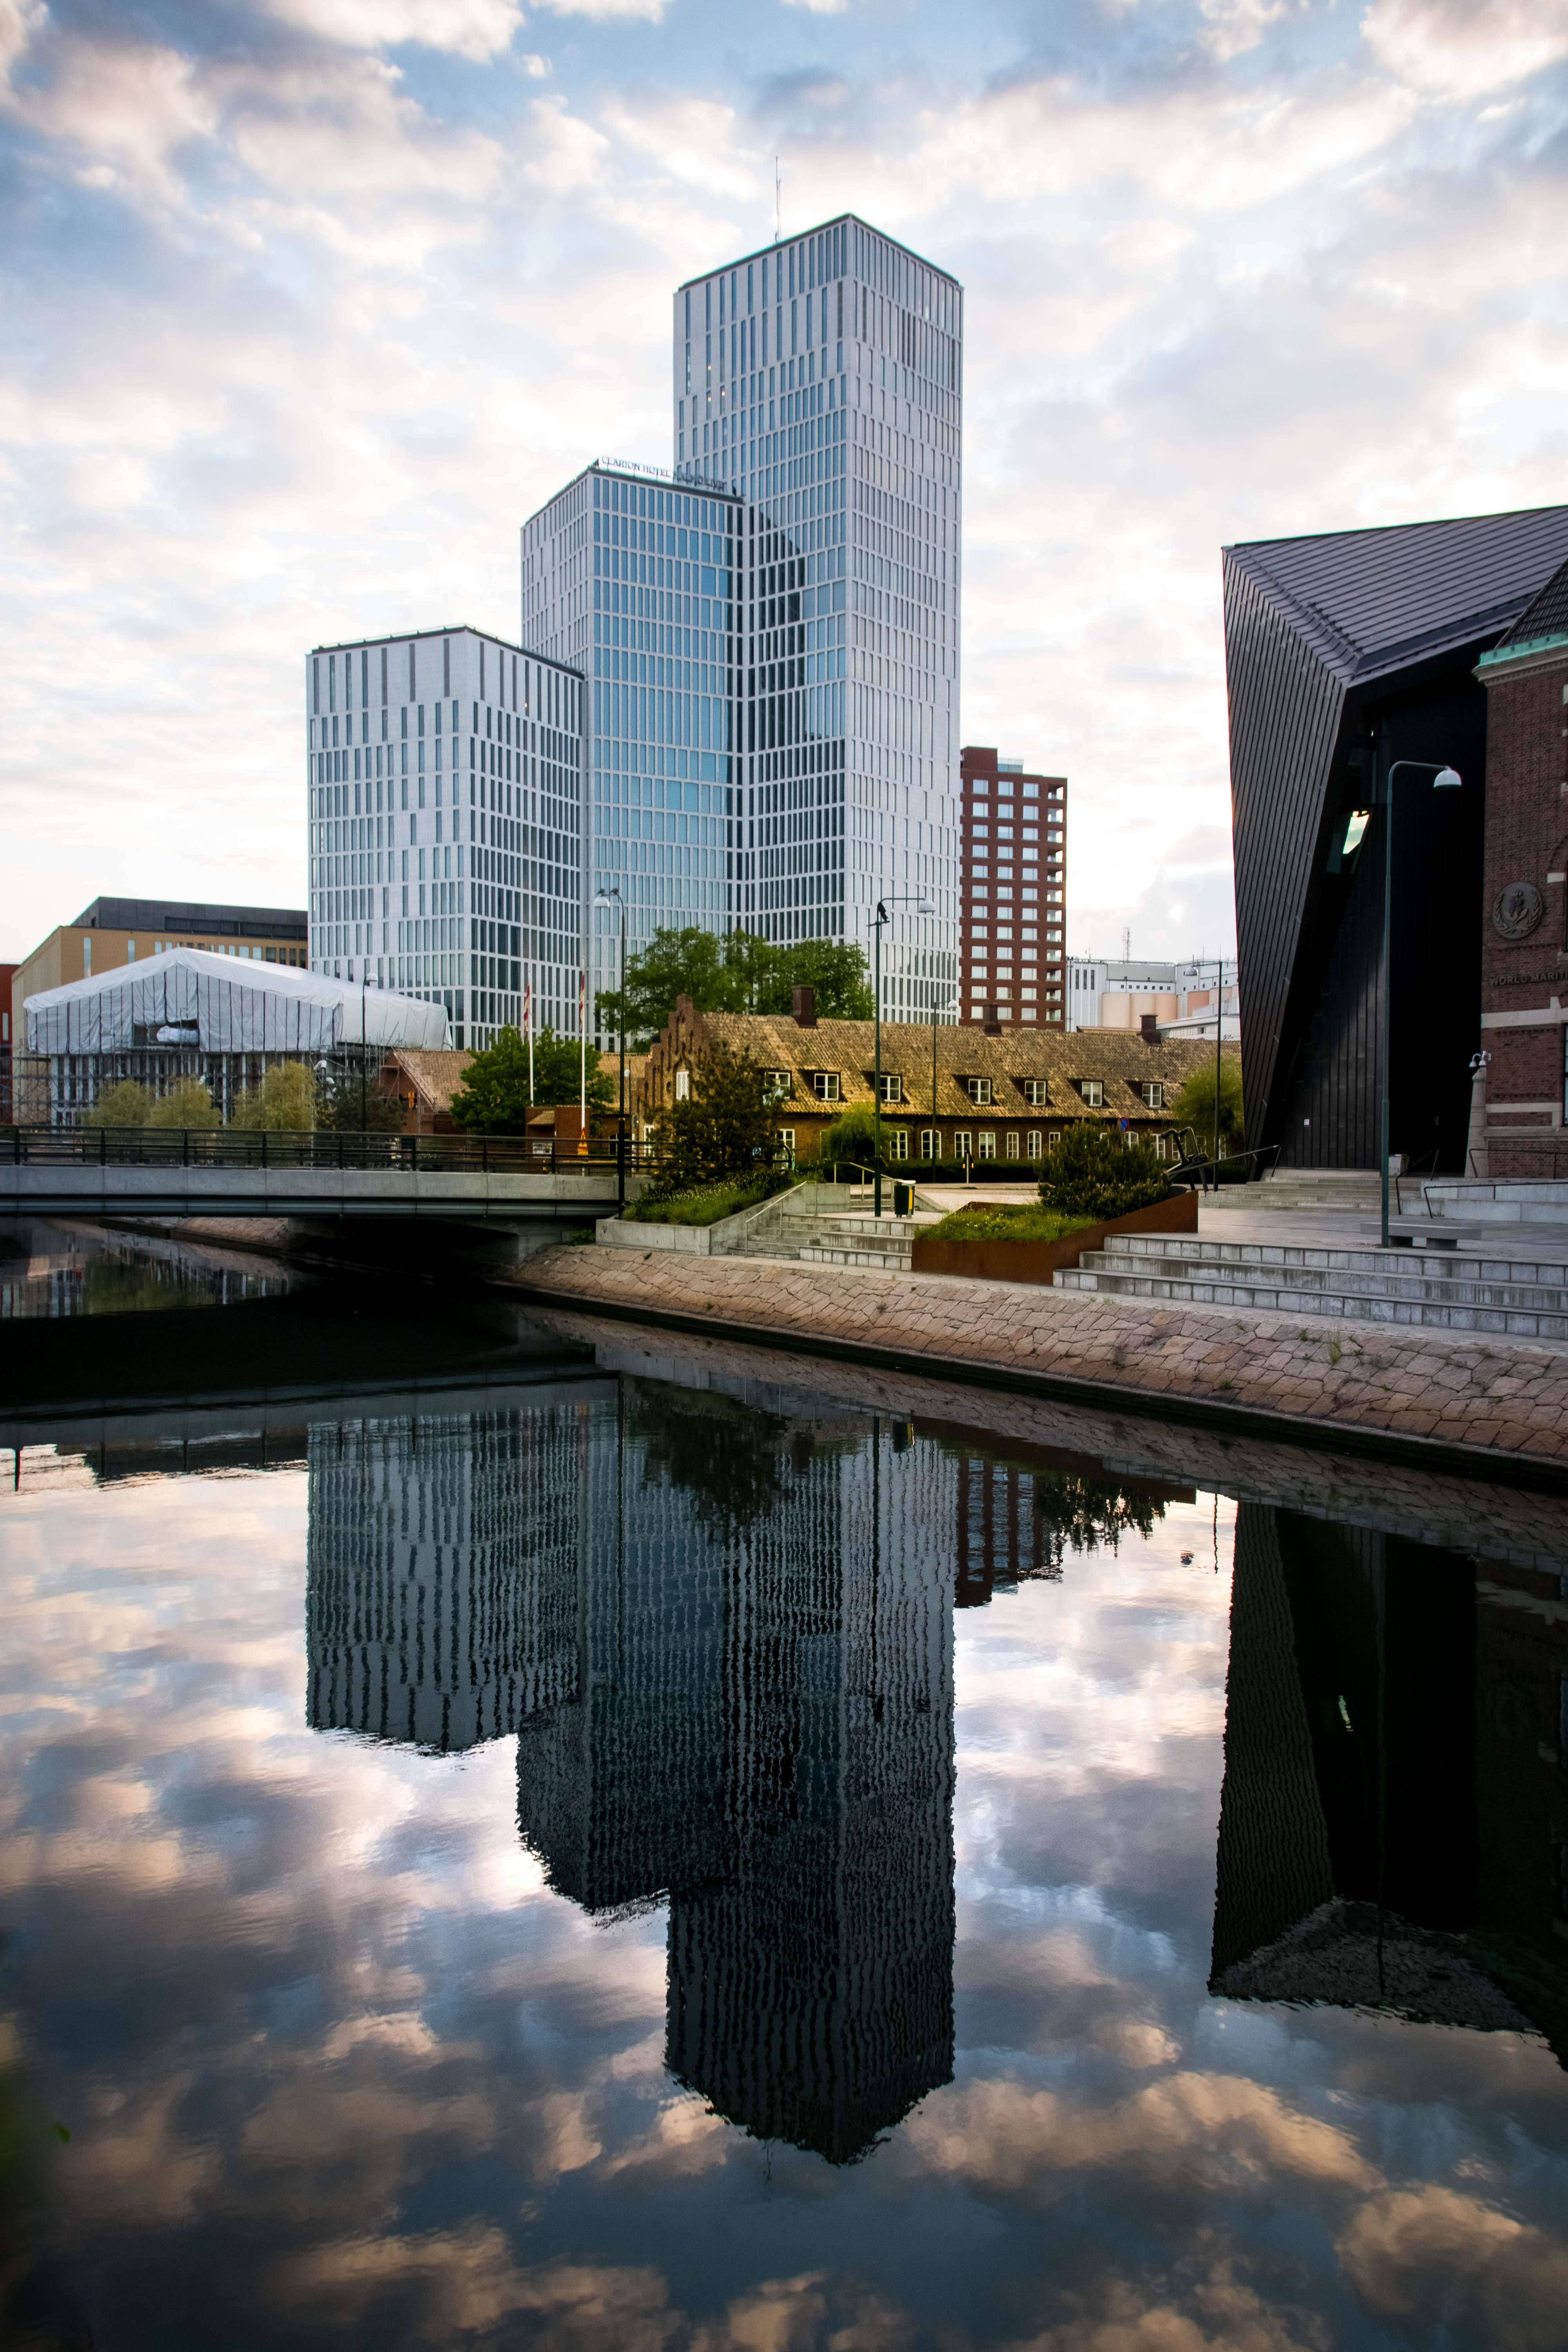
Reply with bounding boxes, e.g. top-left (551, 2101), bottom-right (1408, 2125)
top-left (879, 1073), bottom-right (903, 1103)
top-left (764, 1069), bottom-right (793, 1100)
top-left (1078, 1080), bottom-right (1104, 1107)
top-left (810, 1071), bottom-right (841, 1102)
top-left (967, 1077), bottom-right (993, 1106)
top-left (1023, 1079), bottom-right (1048, 1106)
top-left (1140, 1081), bottom-right (1164, 1110)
